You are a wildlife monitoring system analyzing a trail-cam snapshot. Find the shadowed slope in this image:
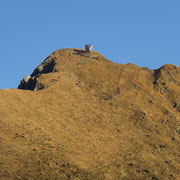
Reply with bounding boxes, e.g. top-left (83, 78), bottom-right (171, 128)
top-left (1, 49), bottom-right (180, 179)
